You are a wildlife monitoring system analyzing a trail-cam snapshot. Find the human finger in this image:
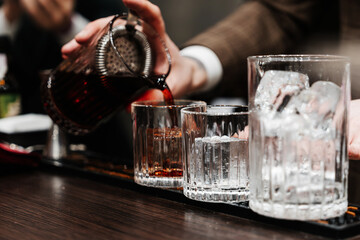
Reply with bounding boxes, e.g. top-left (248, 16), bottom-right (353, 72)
top-left (20, 0), bottom-right (51, 28)
top-left (349, 142), bottom-right (360, 160)
top-left (37, 0), bottom-right (64, 30)
top-left (74, 16), bottom-right (114, 44)
top-left (36, 0), bottom-right (74, 31)
top-left (122, 0), bottom-right (166, 37)
top-left (348, 99), bottom-right (360, 160)
top-left (61, 39), bottom-right (80, 59)
top-left (2, 0), bottom-right (23, 22)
